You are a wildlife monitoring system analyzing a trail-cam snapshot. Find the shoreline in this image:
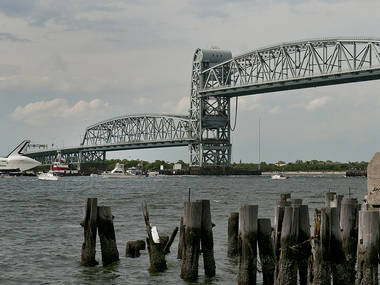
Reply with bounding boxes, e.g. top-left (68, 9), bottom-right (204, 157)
top-left (262, 171), bottom-right (346, 175)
